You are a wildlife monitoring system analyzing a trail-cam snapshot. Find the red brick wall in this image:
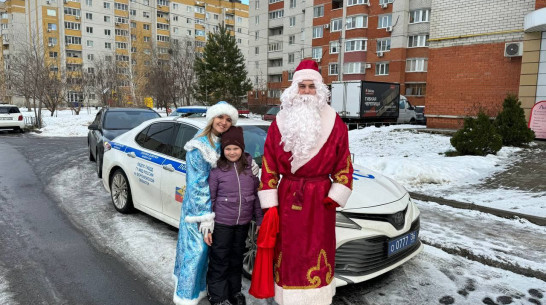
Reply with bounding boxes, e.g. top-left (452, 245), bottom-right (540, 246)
top-left (426, 42), bottom-right (522, 129)
top-left (536, 0), bottom-right (546, 9)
